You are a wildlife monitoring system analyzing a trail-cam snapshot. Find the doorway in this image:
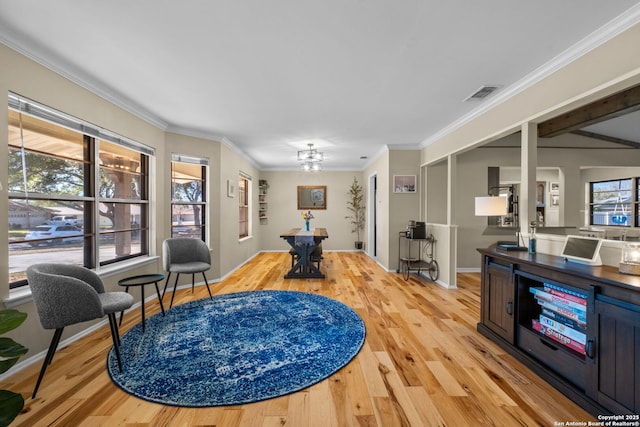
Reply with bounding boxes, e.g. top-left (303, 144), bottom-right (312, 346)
top-left (368, 173), bottom-right (377, 257)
